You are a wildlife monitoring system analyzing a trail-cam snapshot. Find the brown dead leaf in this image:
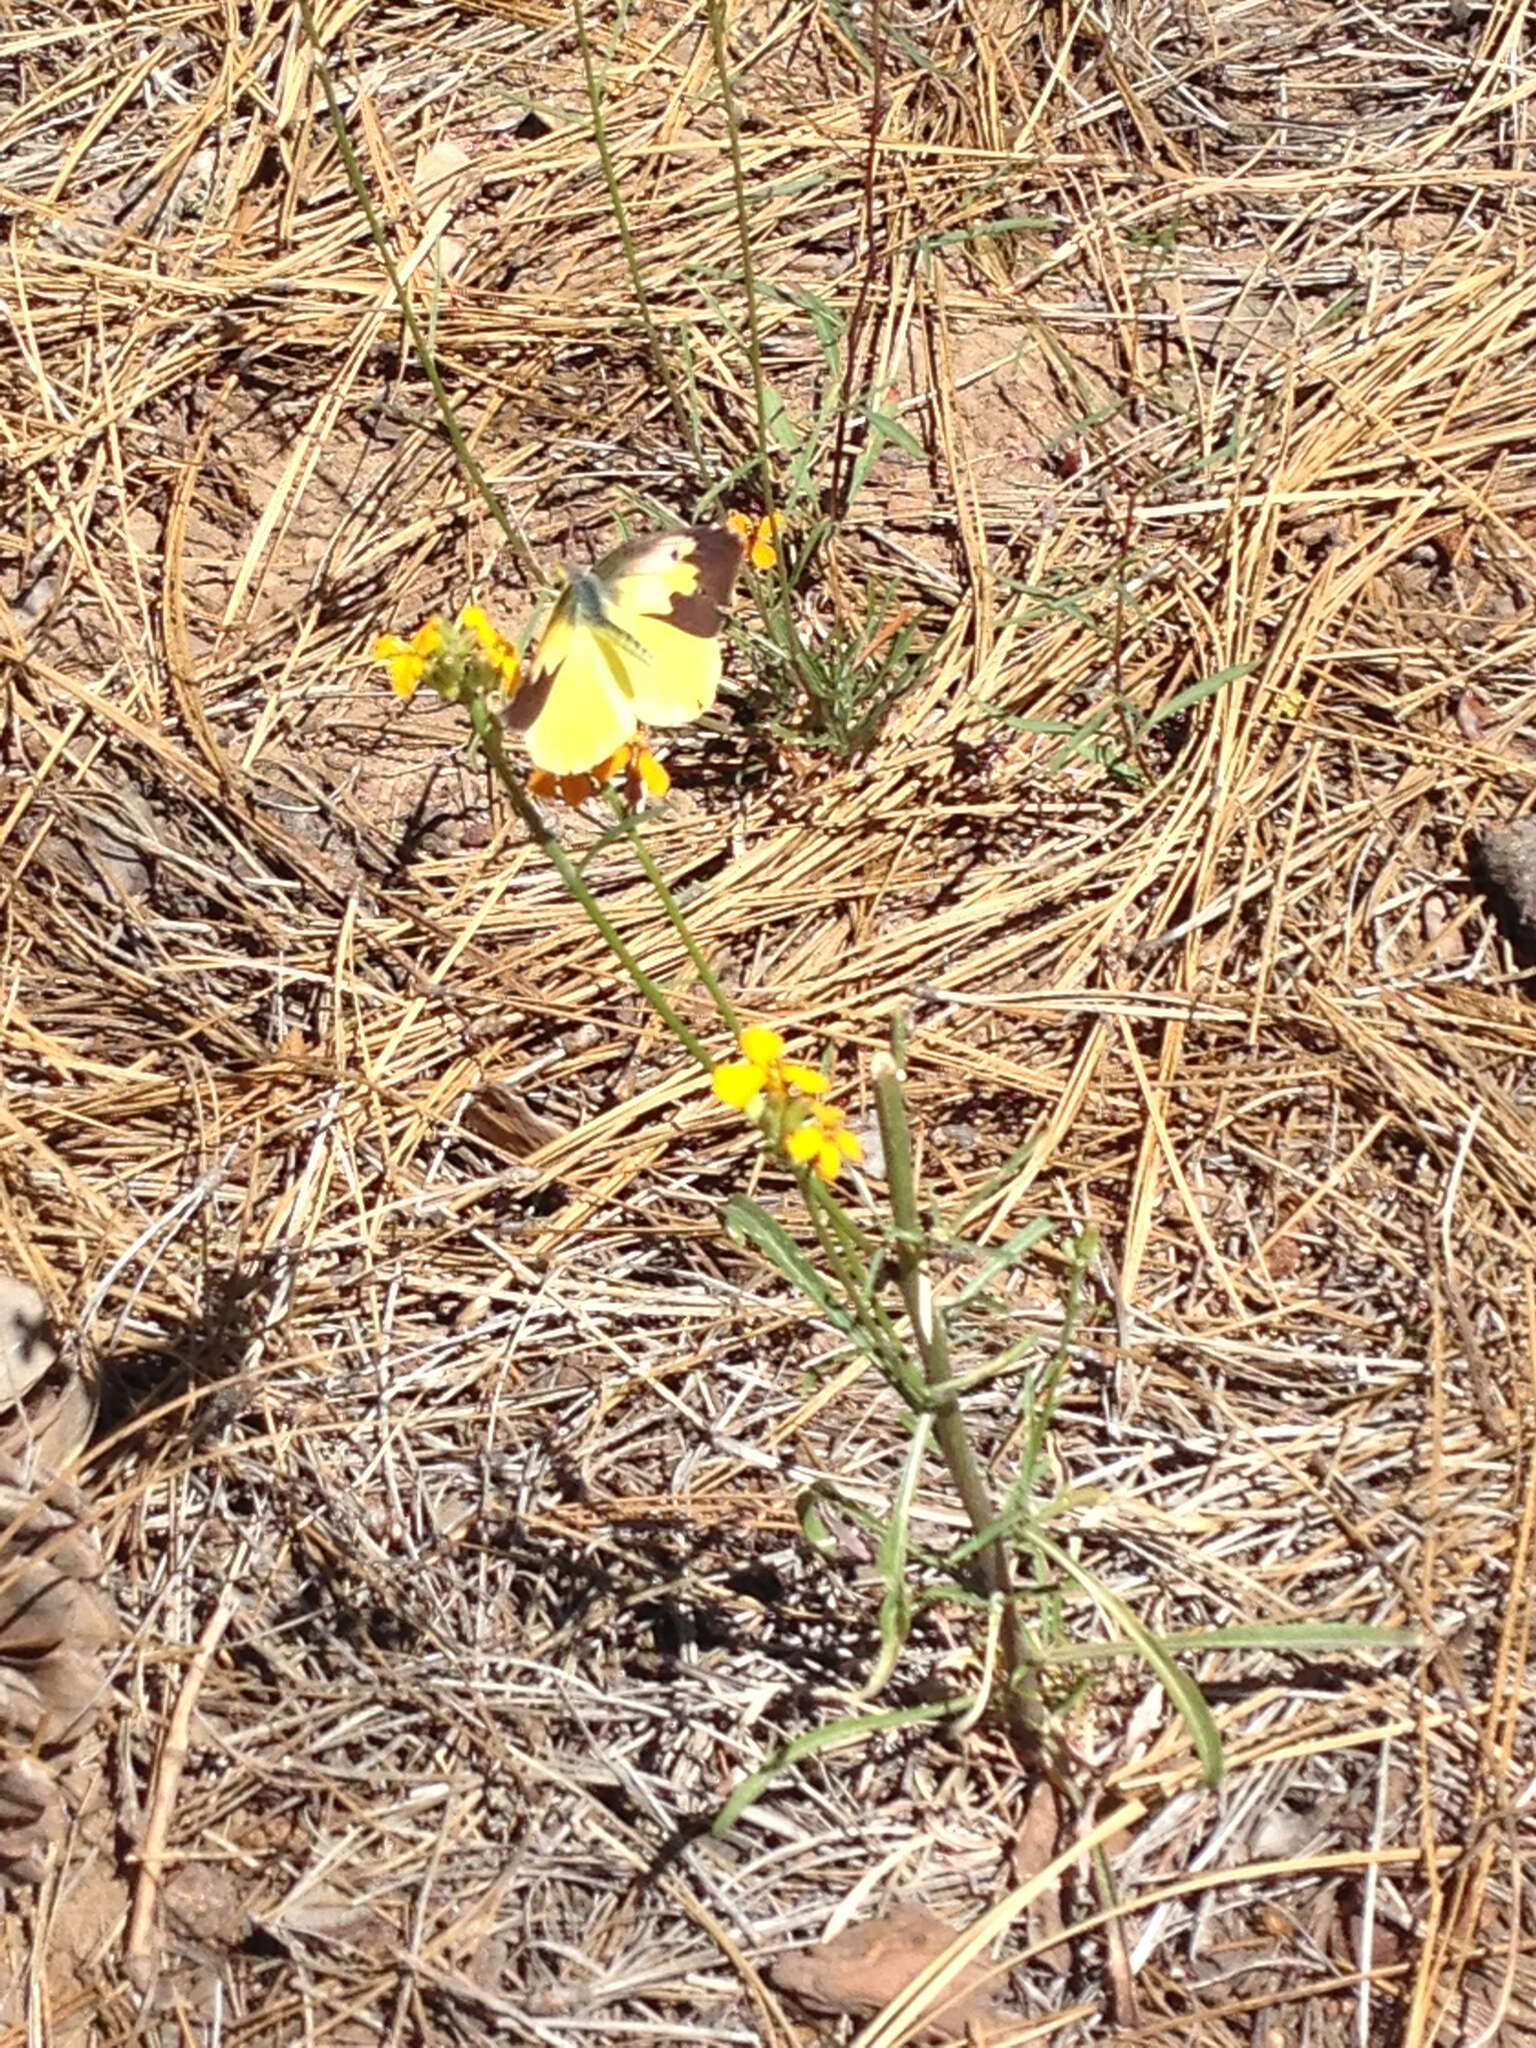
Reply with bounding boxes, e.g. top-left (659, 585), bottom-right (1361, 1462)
top-left (1478, 819), bottom-right (1536, 922)
top-left (461, 1083), bottom-right (565, 1158)
top-left (411, 136), bottom-right (476, 277)
top-left (1420, 891), bottom-right (1467, 965)
top-left (0, 1758), bottom-right (64, 1884)
top-left (1262, 1232), bottom-right (1302, 1280)
top-left (0, 1274), bottom-right (98, 1472)
top-left (1335, 1879), bottom-right (1412, 1970)
top-left (770, 1902), bottom-right (1009, 2043)
top-left (1457, 686), bottom-right (1499, 744)
top-left (0, 1277), bottom-right (54, 1407)
top-left (1457, 688), bottom-right (1536, 758)
top-left (264, 1881), bottom-right (396, 1948)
